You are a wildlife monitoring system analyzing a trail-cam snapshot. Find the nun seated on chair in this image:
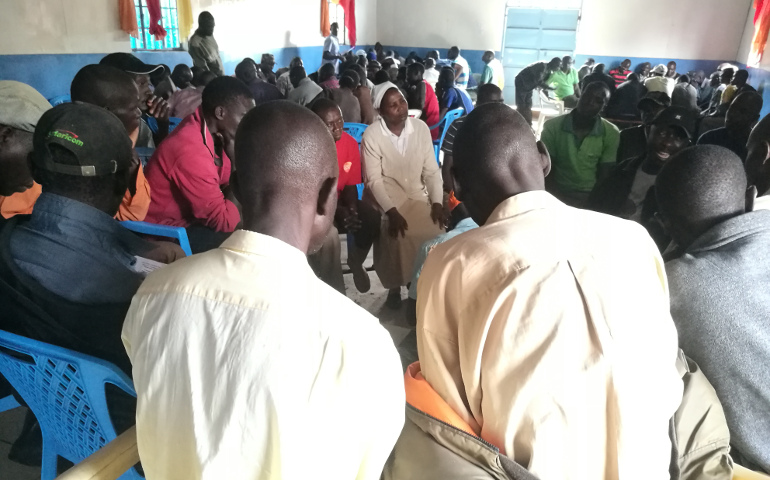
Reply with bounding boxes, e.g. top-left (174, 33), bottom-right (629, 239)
top-left (364, 83), bottom-right (446, 308)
